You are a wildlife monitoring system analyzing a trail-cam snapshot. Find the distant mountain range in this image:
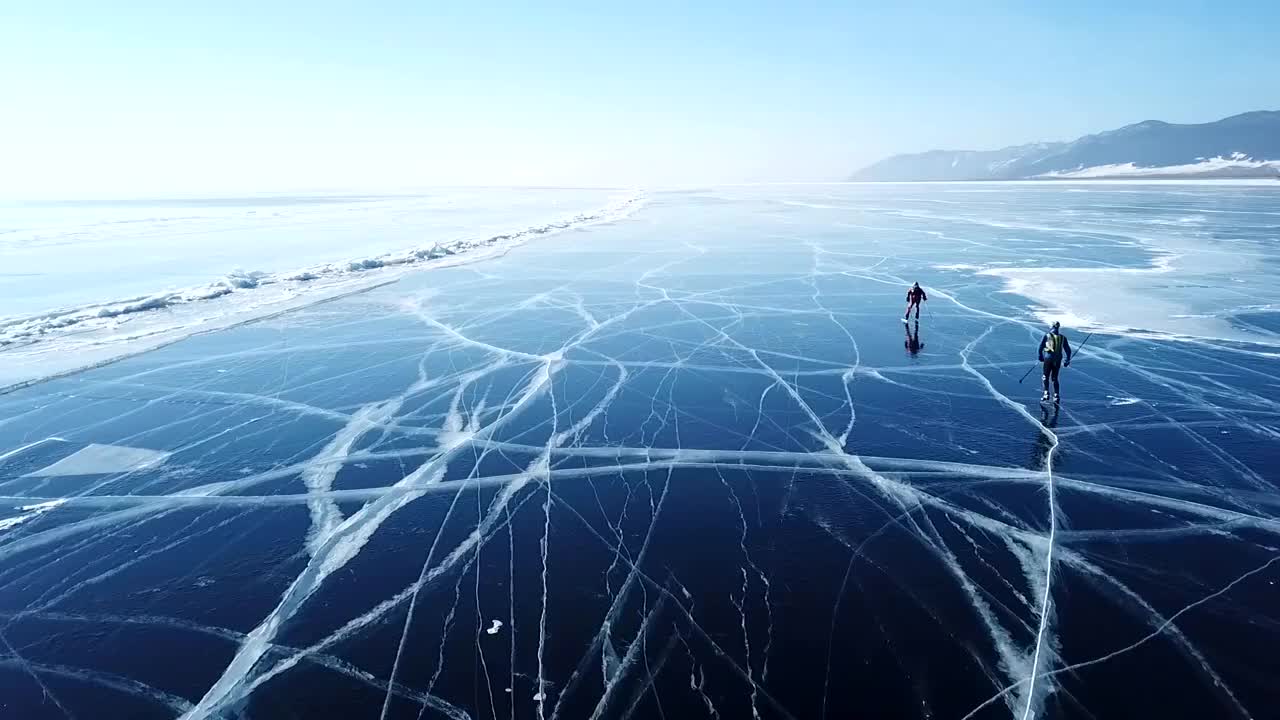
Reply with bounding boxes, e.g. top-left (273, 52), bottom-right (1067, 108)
top-left (850, 111), bottom-right (1280, 181)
